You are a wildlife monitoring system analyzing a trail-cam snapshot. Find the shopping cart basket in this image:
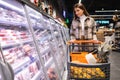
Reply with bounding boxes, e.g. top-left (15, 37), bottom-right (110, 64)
top-left (68, 62), bottom-right (110, 80)
top-left (67, 39), bottom-right (110, 80)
